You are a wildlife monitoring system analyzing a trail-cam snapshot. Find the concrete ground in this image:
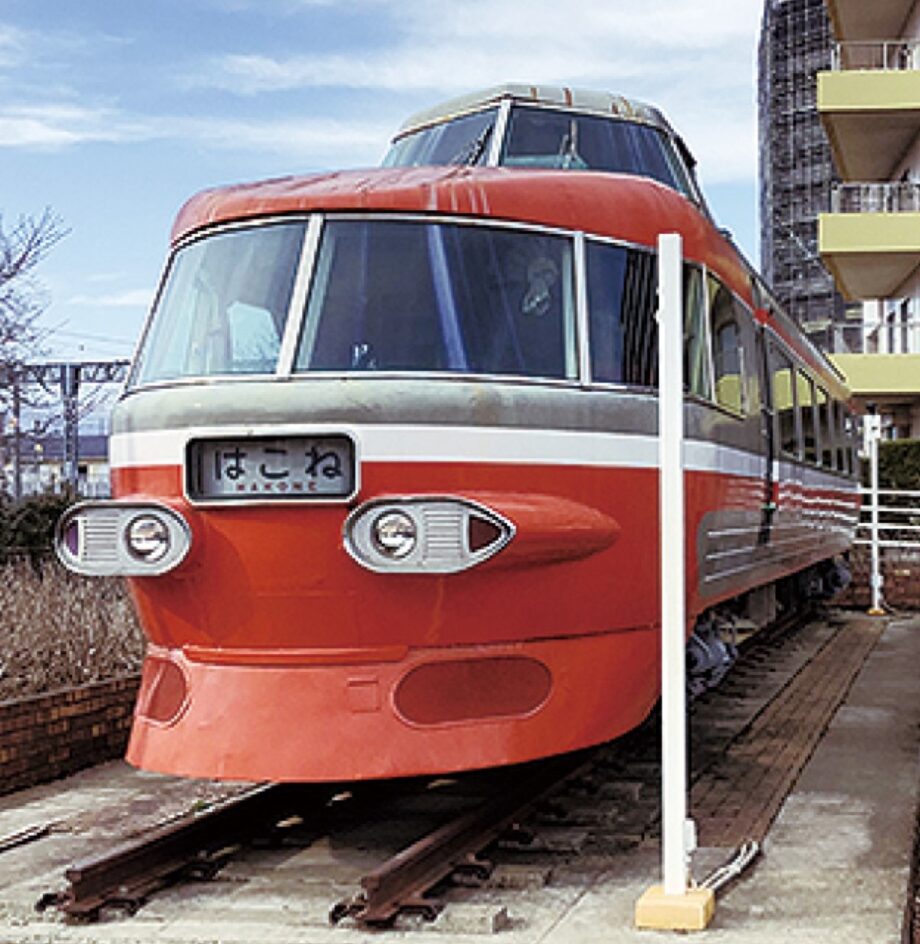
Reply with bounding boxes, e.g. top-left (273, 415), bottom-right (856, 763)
top-left (0, 611), bottom-right (916, 943)
top-left (552, 612), bottom-right (920, 944)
